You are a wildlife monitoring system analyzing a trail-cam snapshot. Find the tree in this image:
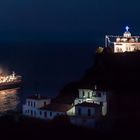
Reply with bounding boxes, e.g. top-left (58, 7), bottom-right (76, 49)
top-left (96, 47), bottom-right (104, 54)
